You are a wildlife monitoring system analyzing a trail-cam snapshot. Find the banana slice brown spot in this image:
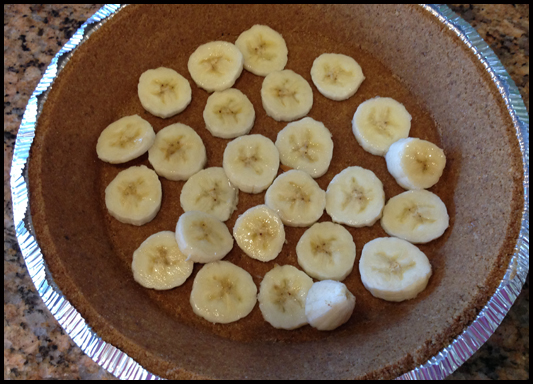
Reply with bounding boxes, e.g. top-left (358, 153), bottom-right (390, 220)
top-left (372, 251), bottom-right (416, 280)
